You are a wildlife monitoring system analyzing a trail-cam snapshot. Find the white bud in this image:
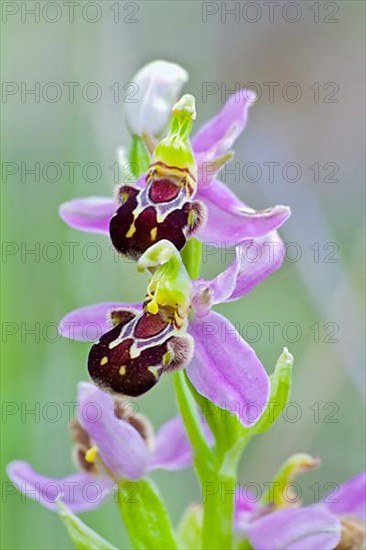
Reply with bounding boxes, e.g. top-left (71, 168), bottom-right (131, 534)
top-left (125, 60), bottom-right (189, 137)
